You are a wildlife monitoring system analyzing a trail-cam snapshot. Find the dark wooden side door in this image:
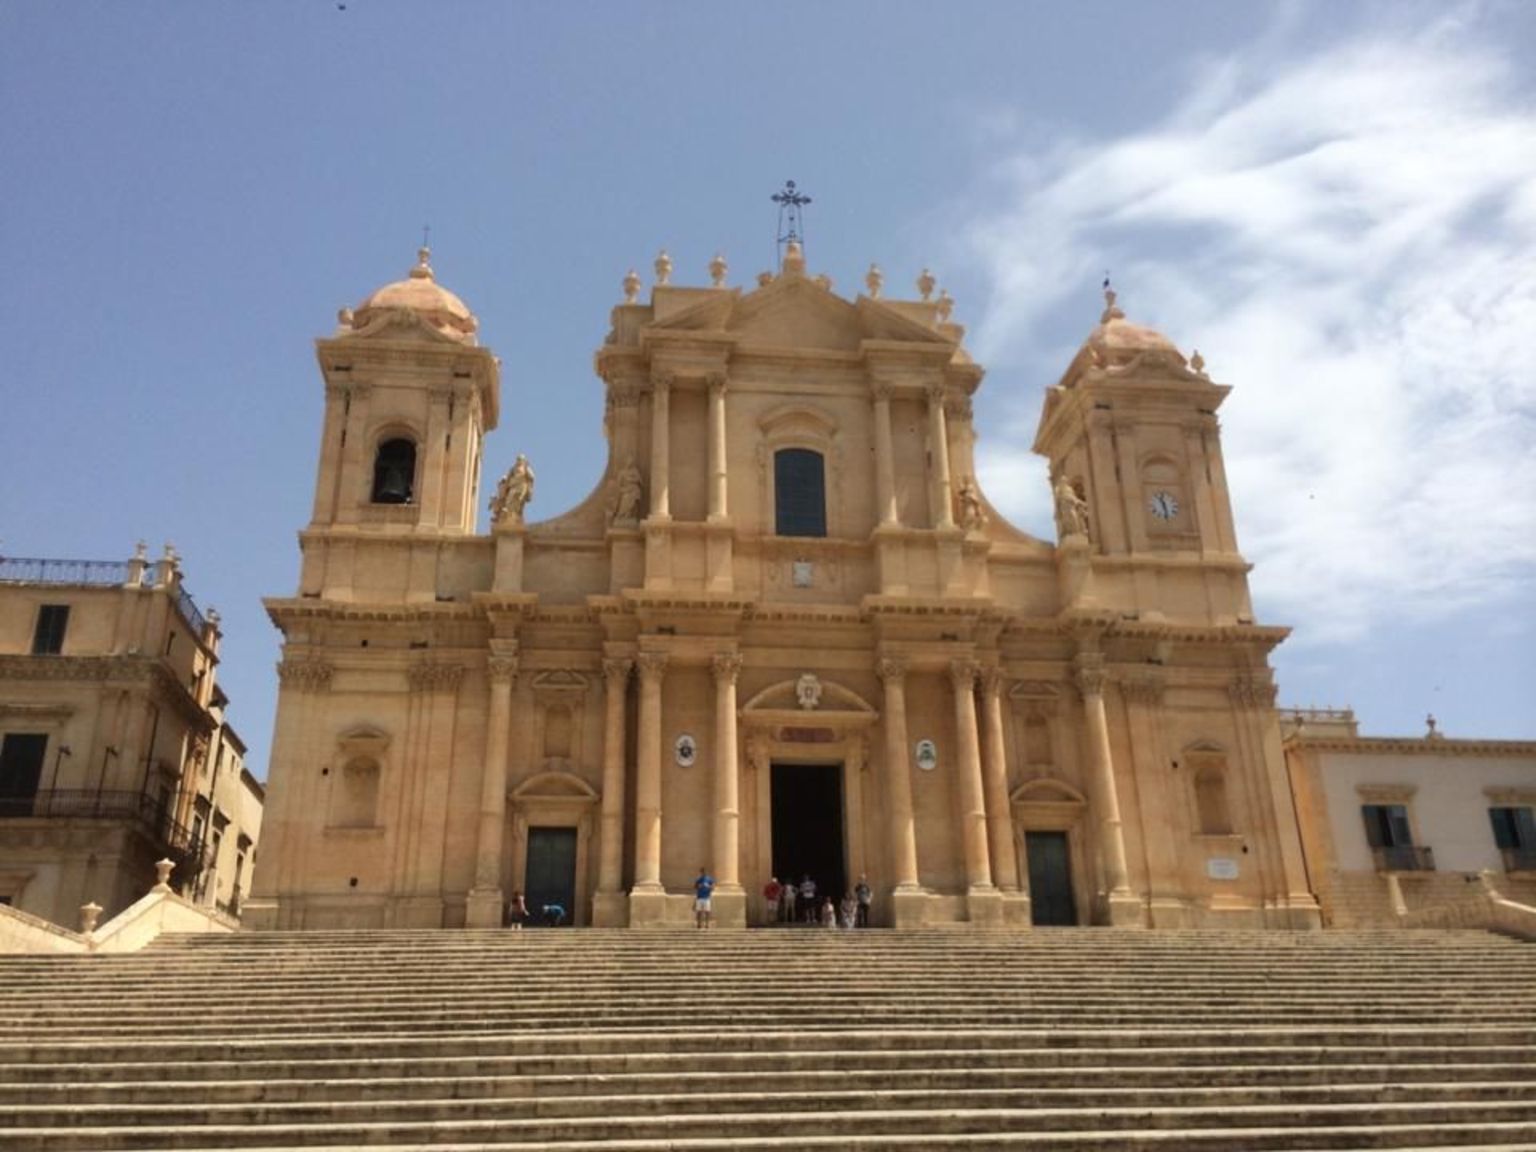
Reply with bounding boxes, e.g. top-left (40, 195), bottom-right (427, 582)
top-left (1026, 831), bottom-right (1077, 926)
top-left (524, 827), bottom-right (578, 926)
